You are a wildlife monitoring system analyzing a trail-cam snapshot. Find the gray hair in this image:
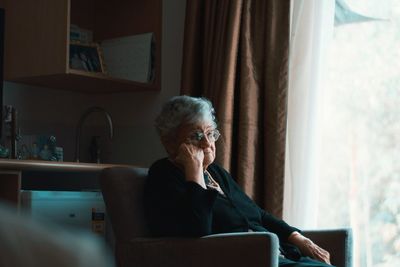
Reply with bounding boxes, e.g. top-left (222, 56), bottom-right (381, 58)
top-left (155, 95), bottom-right (217, 140)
